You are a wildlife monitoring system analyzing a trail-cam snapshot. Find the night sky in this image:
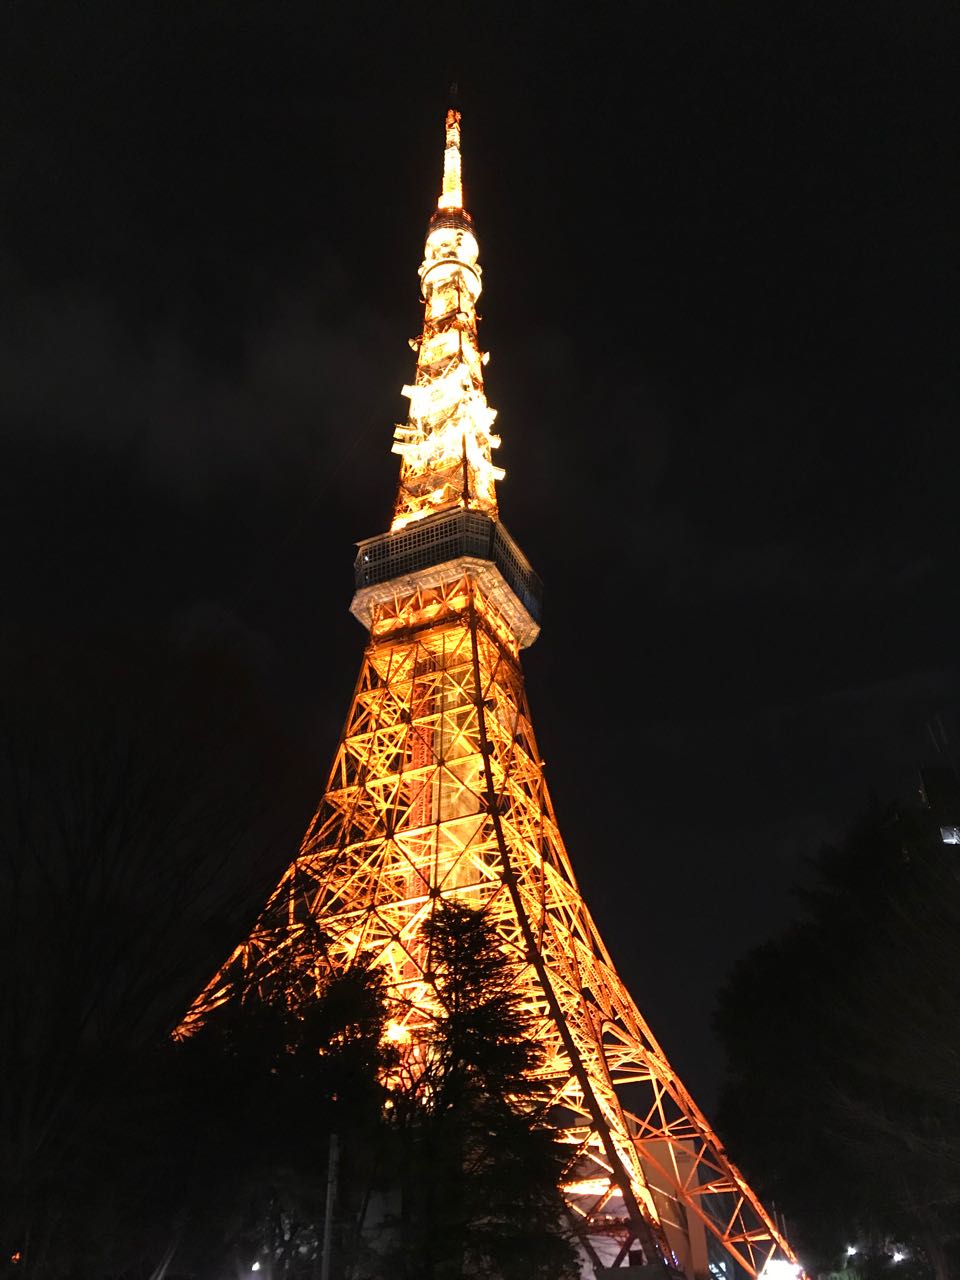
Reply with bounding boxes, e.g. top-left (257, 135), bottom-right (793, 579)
top-left (3, 0), bottom-right (957, 1109)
